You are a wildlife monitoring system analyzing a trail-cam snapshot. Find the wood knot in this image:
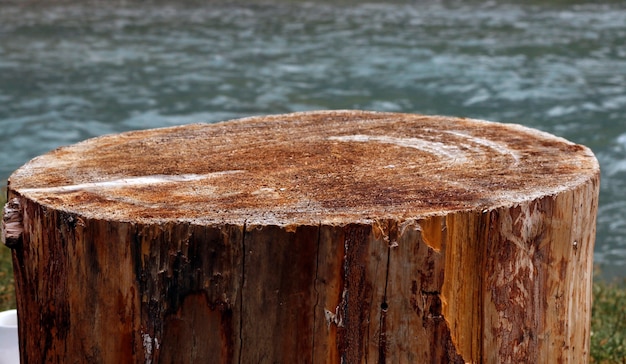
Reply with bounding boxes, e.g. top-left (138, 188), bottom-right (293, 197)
top-left (2, 198), bottom-right (24, 249)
